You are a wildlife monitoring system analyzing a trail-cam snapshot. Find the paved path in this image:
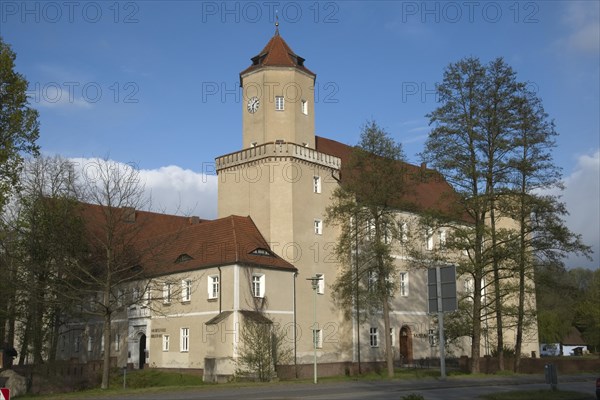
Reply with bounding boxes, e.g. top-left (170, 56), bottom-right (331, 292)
top-left (87, 374), bottom-right (597, 400)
